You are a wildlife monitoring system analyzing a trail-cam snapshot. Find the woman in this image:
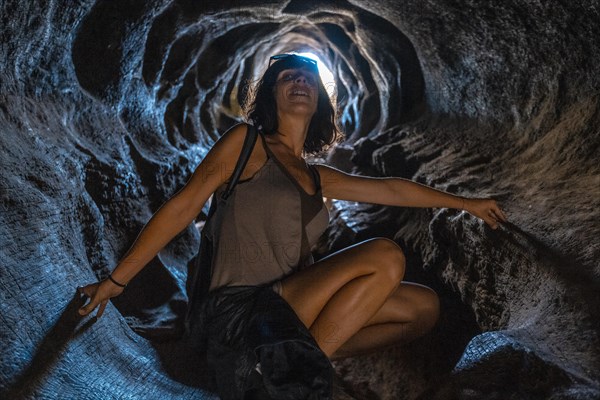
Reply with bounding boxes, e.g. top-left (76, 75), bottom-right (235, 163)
top-left (78, 54), bottom-right (507, 398)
